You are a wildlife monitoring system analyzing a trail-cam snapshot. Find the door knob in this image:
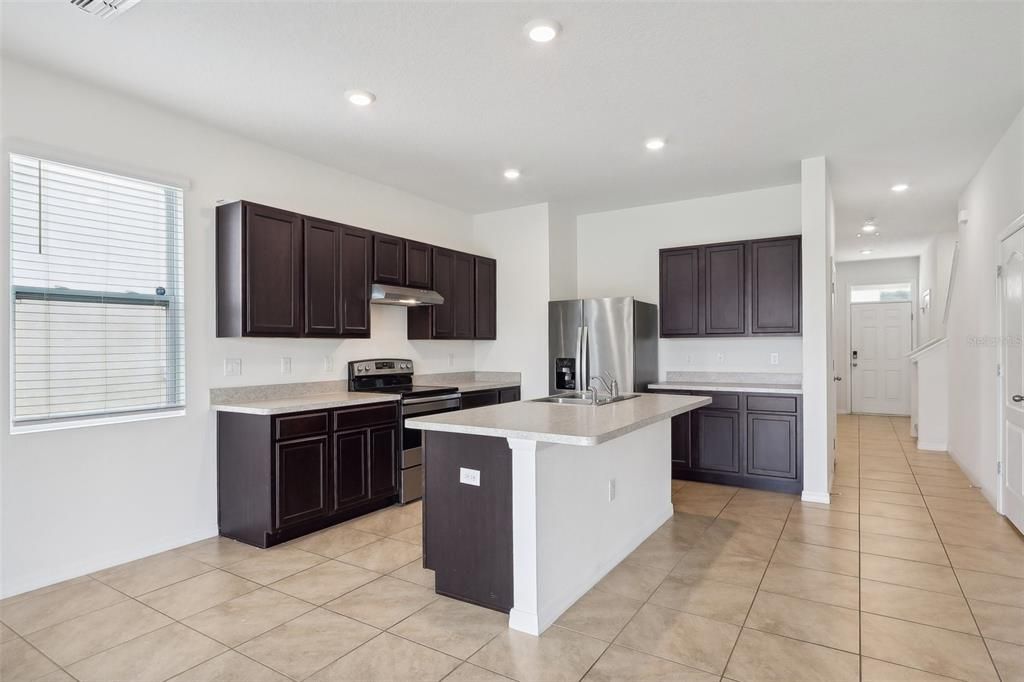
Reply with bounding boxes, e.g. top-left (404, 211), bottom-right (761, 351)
top-left (1013, 395), bottom-right (1024, 403)
top-left (833, 376), bottom-right (842, 382)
